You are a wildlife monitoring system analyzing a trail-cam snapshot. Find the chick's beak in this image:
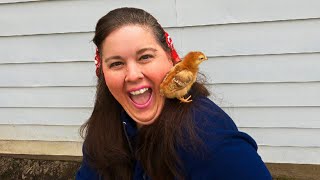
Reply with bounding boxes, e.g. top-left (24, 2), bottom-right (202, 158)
top-left (201, 54), bottom-right (208, 61)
